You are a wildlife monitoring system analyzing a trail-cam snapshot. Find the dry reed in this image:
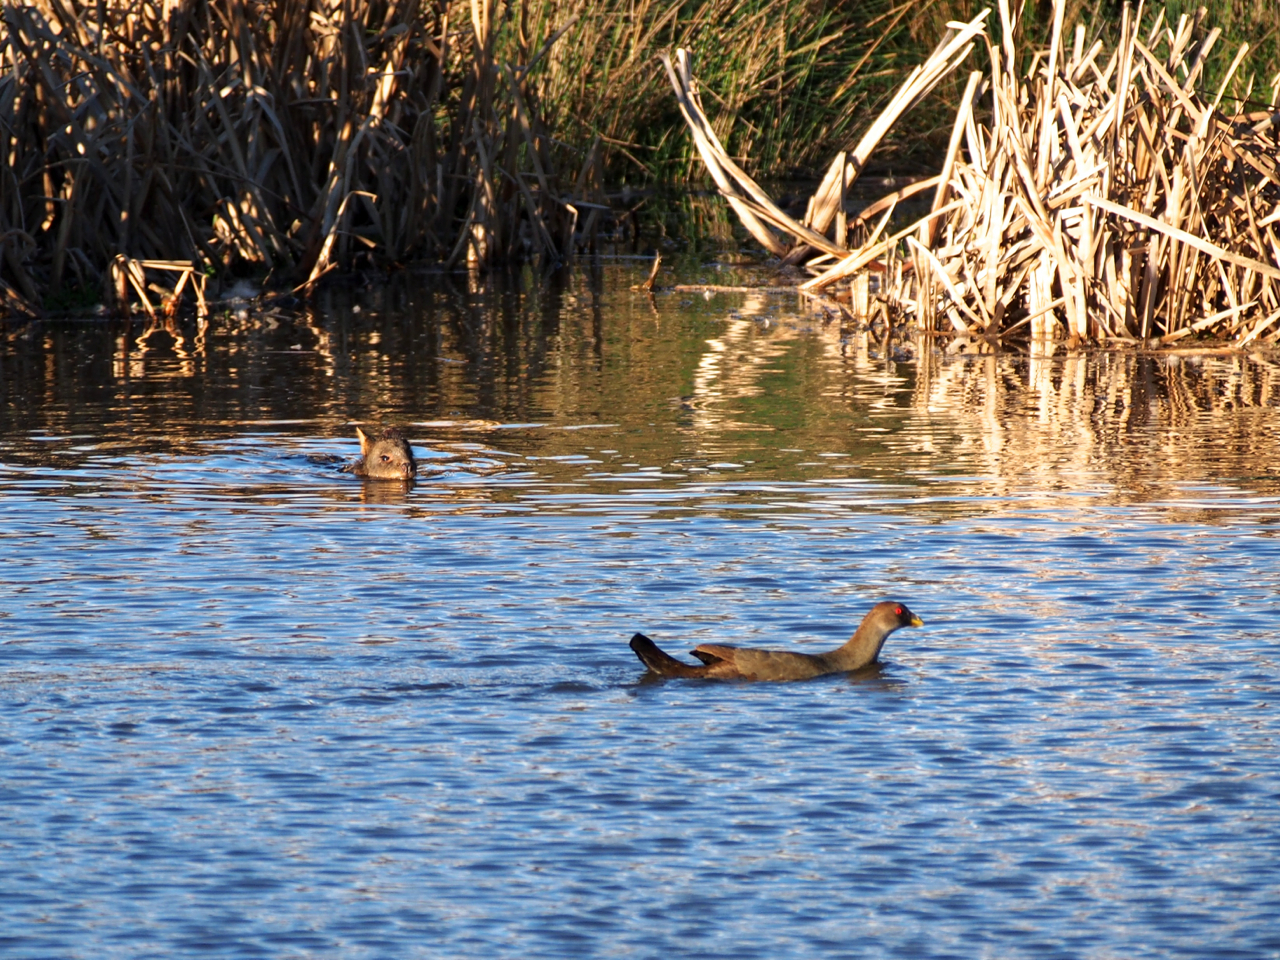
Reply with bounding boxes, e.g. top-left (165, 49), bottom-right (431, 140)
top-left (1, 0), bottom-right (912, 319)
top-left (0, 0), bottom-right (605, 317)
top-left (672, 0), bottom-right (1280, 345)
